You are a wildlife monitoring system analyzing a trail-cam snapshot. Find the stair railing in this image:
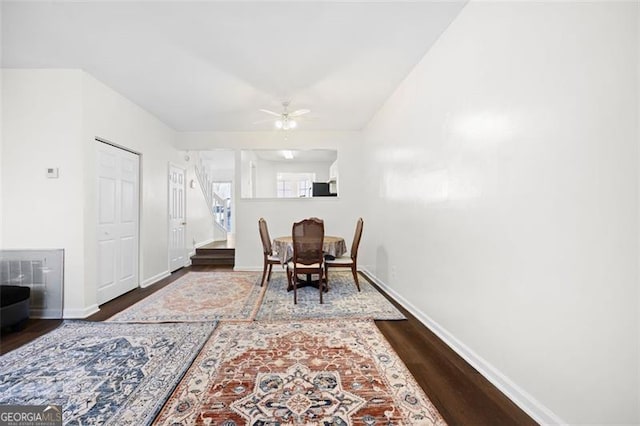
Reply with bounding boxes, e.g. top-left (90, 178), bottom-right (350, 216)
top-left (195, 162), bottom-right (231, 234)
